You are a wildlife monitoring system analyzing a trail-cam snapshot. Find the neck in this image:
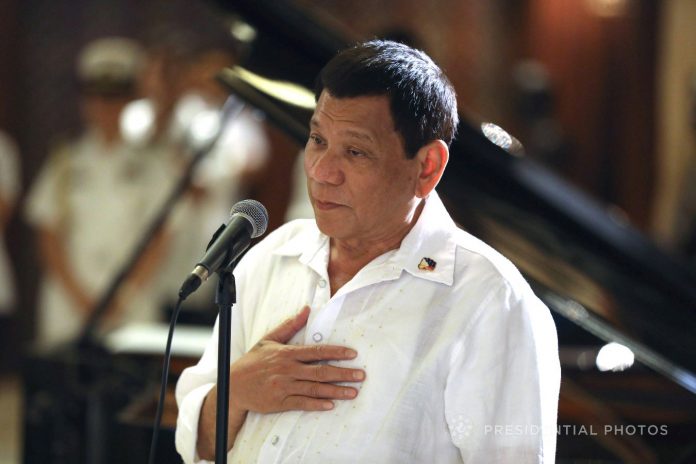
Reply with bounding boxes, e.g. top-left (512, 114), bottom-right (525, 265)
top-left (327, 199), bottom-right (425, 294)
